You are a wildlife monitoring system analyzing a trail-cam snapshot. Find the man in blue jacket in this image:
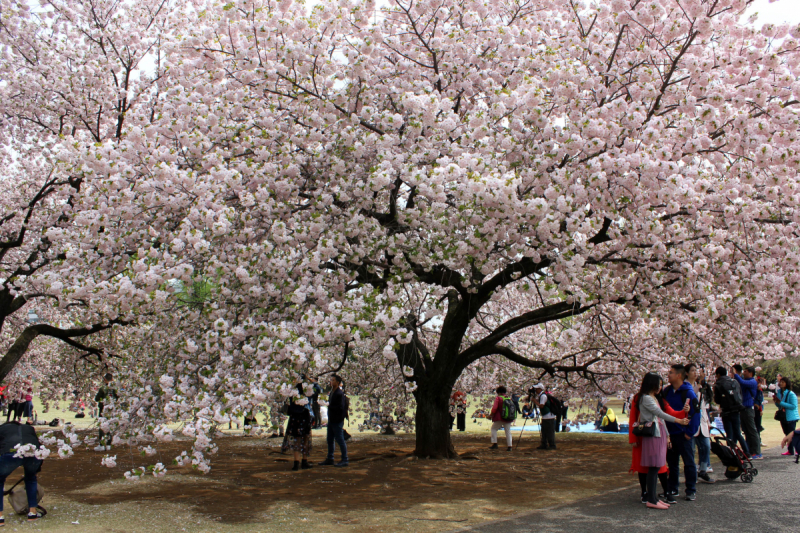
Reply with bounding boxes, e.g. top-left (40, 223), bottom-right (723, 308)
top-left (732, 365), bottom-right (762, 459)
top-left (663, 364), bottom-right (701, 502)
